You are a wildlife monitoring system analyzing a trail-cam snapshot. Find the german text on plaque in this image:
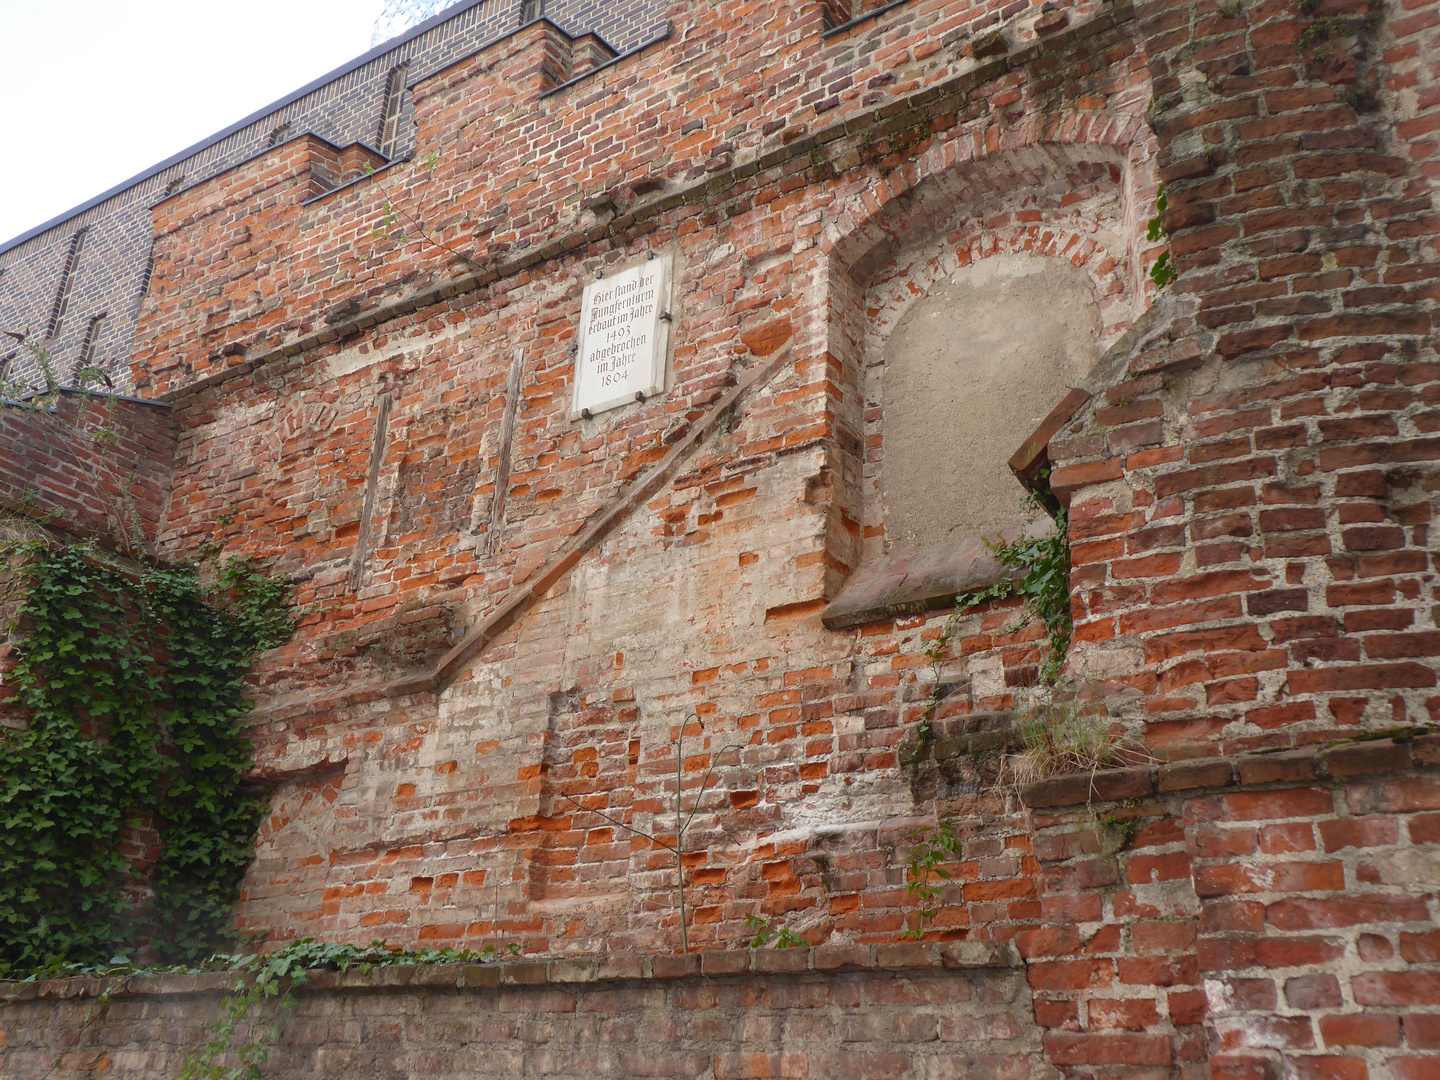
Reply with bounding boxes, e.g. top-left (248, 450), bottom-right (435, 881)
top-left (571, 256), bottom-right (671, 418)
